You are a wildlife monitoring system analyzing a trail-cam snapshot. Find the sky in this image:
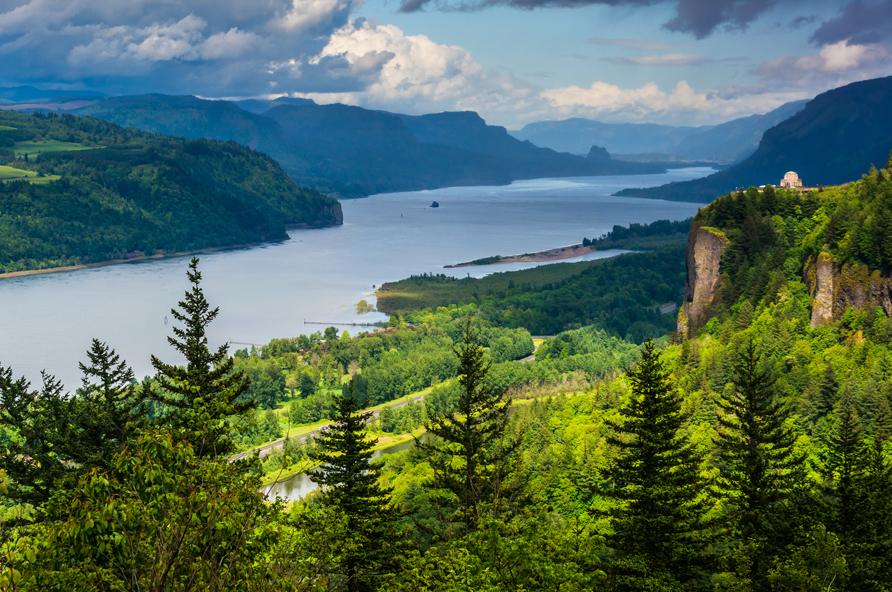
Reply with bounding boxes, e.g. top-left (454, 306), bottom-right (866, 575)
top-left (1, 0), bottom-right (891, 128)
